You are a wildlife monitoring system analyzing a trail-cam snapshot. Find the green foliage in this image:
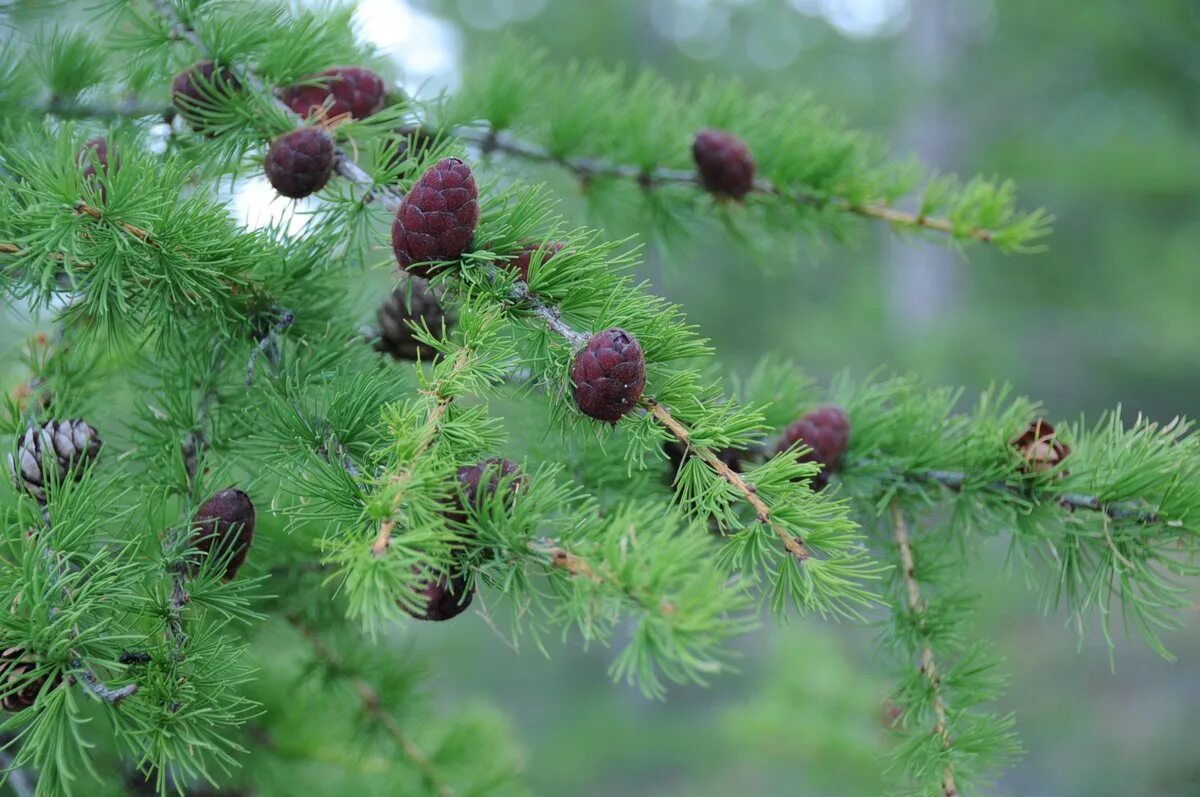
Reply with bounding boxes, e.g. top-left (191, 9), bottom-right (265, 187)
top-left (0, 1), bottom-right (1191, 796)
top-left (440, 40), bottom-right (1051, 254)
